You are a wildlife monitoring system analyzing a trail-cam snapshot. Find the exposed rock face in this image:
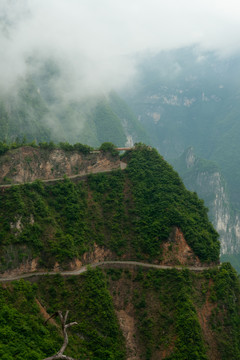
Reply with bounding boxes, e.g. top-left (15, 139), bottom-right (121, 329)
top-left (1, 257), bottom-right (39, 277)
top-left (161, 227), bottom-right (202, 266)
top-left (0, 146), bottom-right (122, 185)
top-left (51, 243), bottom-right (114, 273)
top-left (185, 146), bottom-right (196, 168)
